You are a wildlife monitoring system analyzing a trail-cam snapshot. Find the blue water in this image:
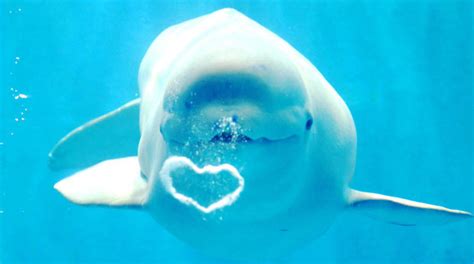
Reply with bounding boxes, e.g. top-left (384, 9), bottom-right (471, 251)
top-left (1, 1), bottom-right (472, 263)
